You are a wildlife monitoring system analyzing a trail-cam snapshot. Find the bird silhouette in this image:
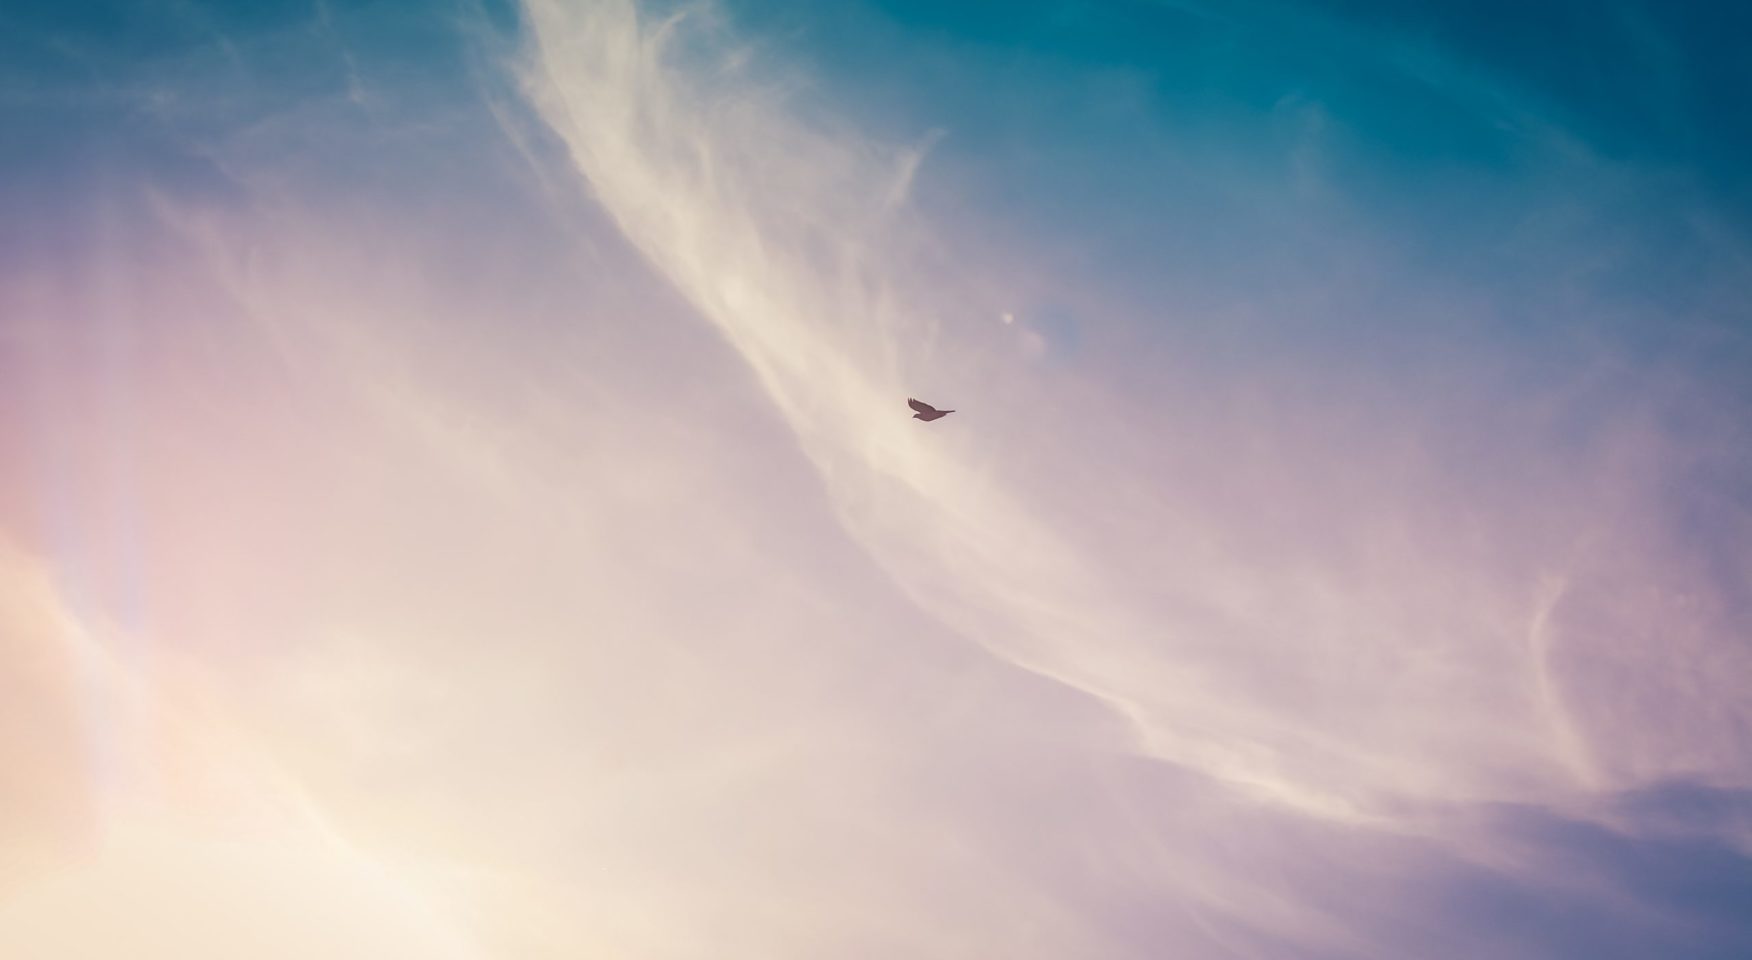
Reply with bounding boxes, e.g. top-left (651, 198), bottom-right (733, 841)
top-left (908, 398), bottom-right (954, 422)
